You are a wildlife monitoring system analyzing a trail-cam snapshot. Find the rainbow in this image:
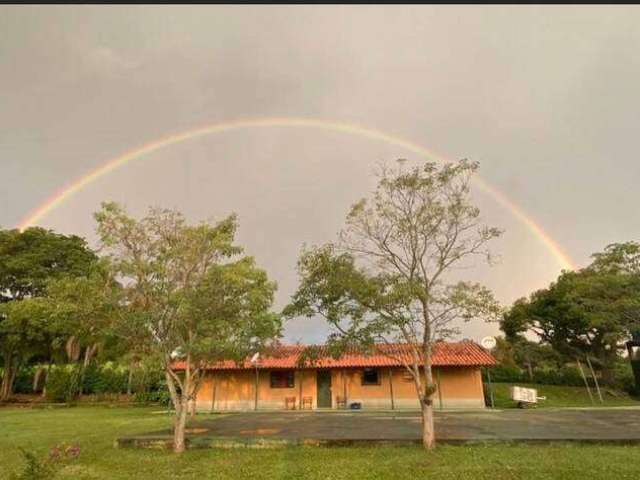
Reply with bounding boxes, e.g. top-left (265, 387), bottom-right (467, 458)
top-left (16, 117), bottom-right (576, 270)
